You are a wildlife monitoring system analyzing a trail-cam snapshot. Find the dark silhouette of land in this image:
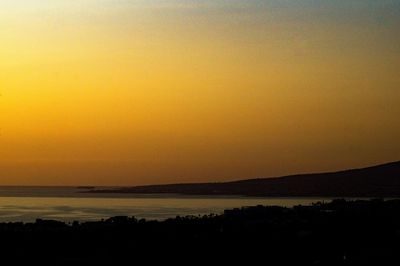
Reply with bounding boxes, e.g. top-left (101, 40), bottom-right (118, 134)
top-left (1, 199), bottom-right (400, 265)
top-left (90, 161), bottom-right (400, 197)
